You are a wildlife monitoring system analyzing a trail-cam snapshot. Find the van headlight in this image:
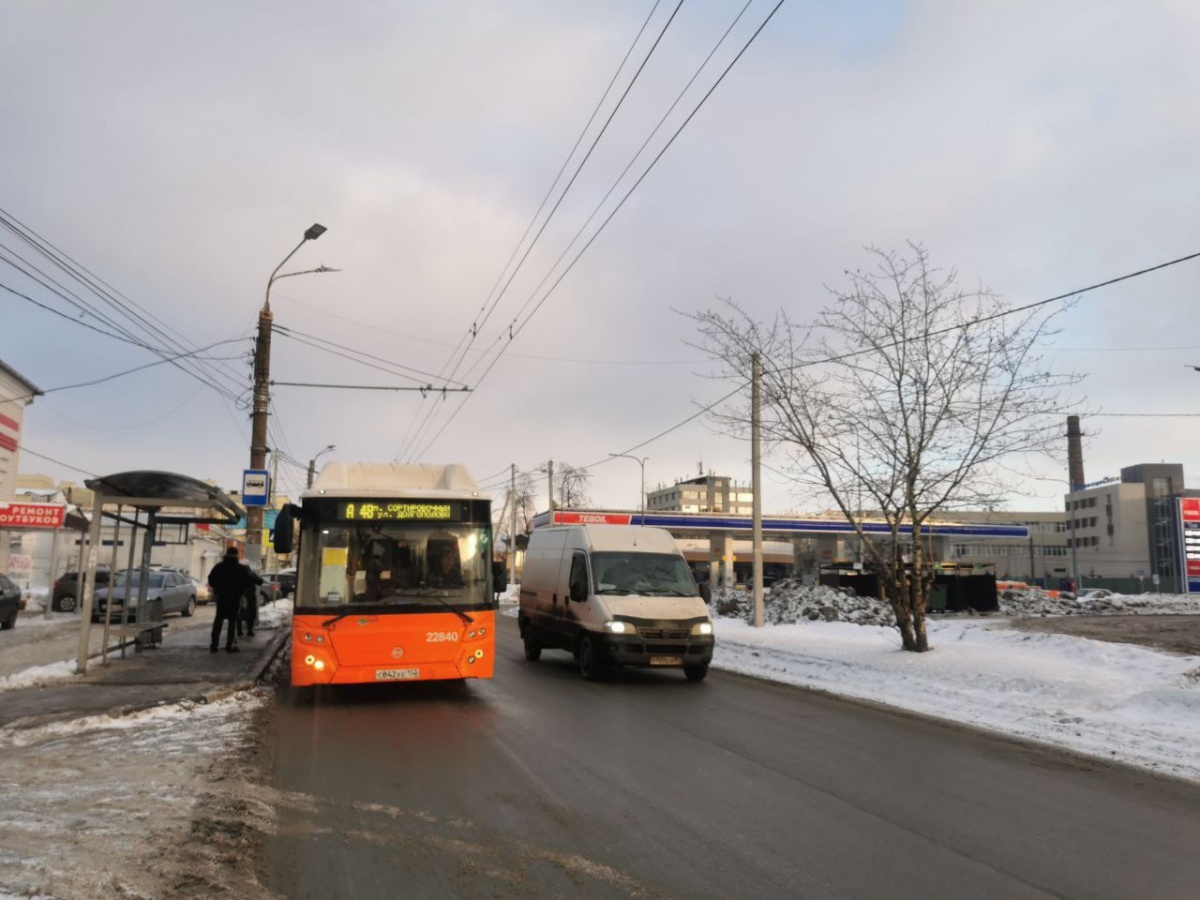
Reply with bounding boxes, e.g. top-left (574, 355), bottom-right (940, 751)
top-left (603, 620), bottom-right (636, 635)
top-left (691, 621), bottom-right (713, 636)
